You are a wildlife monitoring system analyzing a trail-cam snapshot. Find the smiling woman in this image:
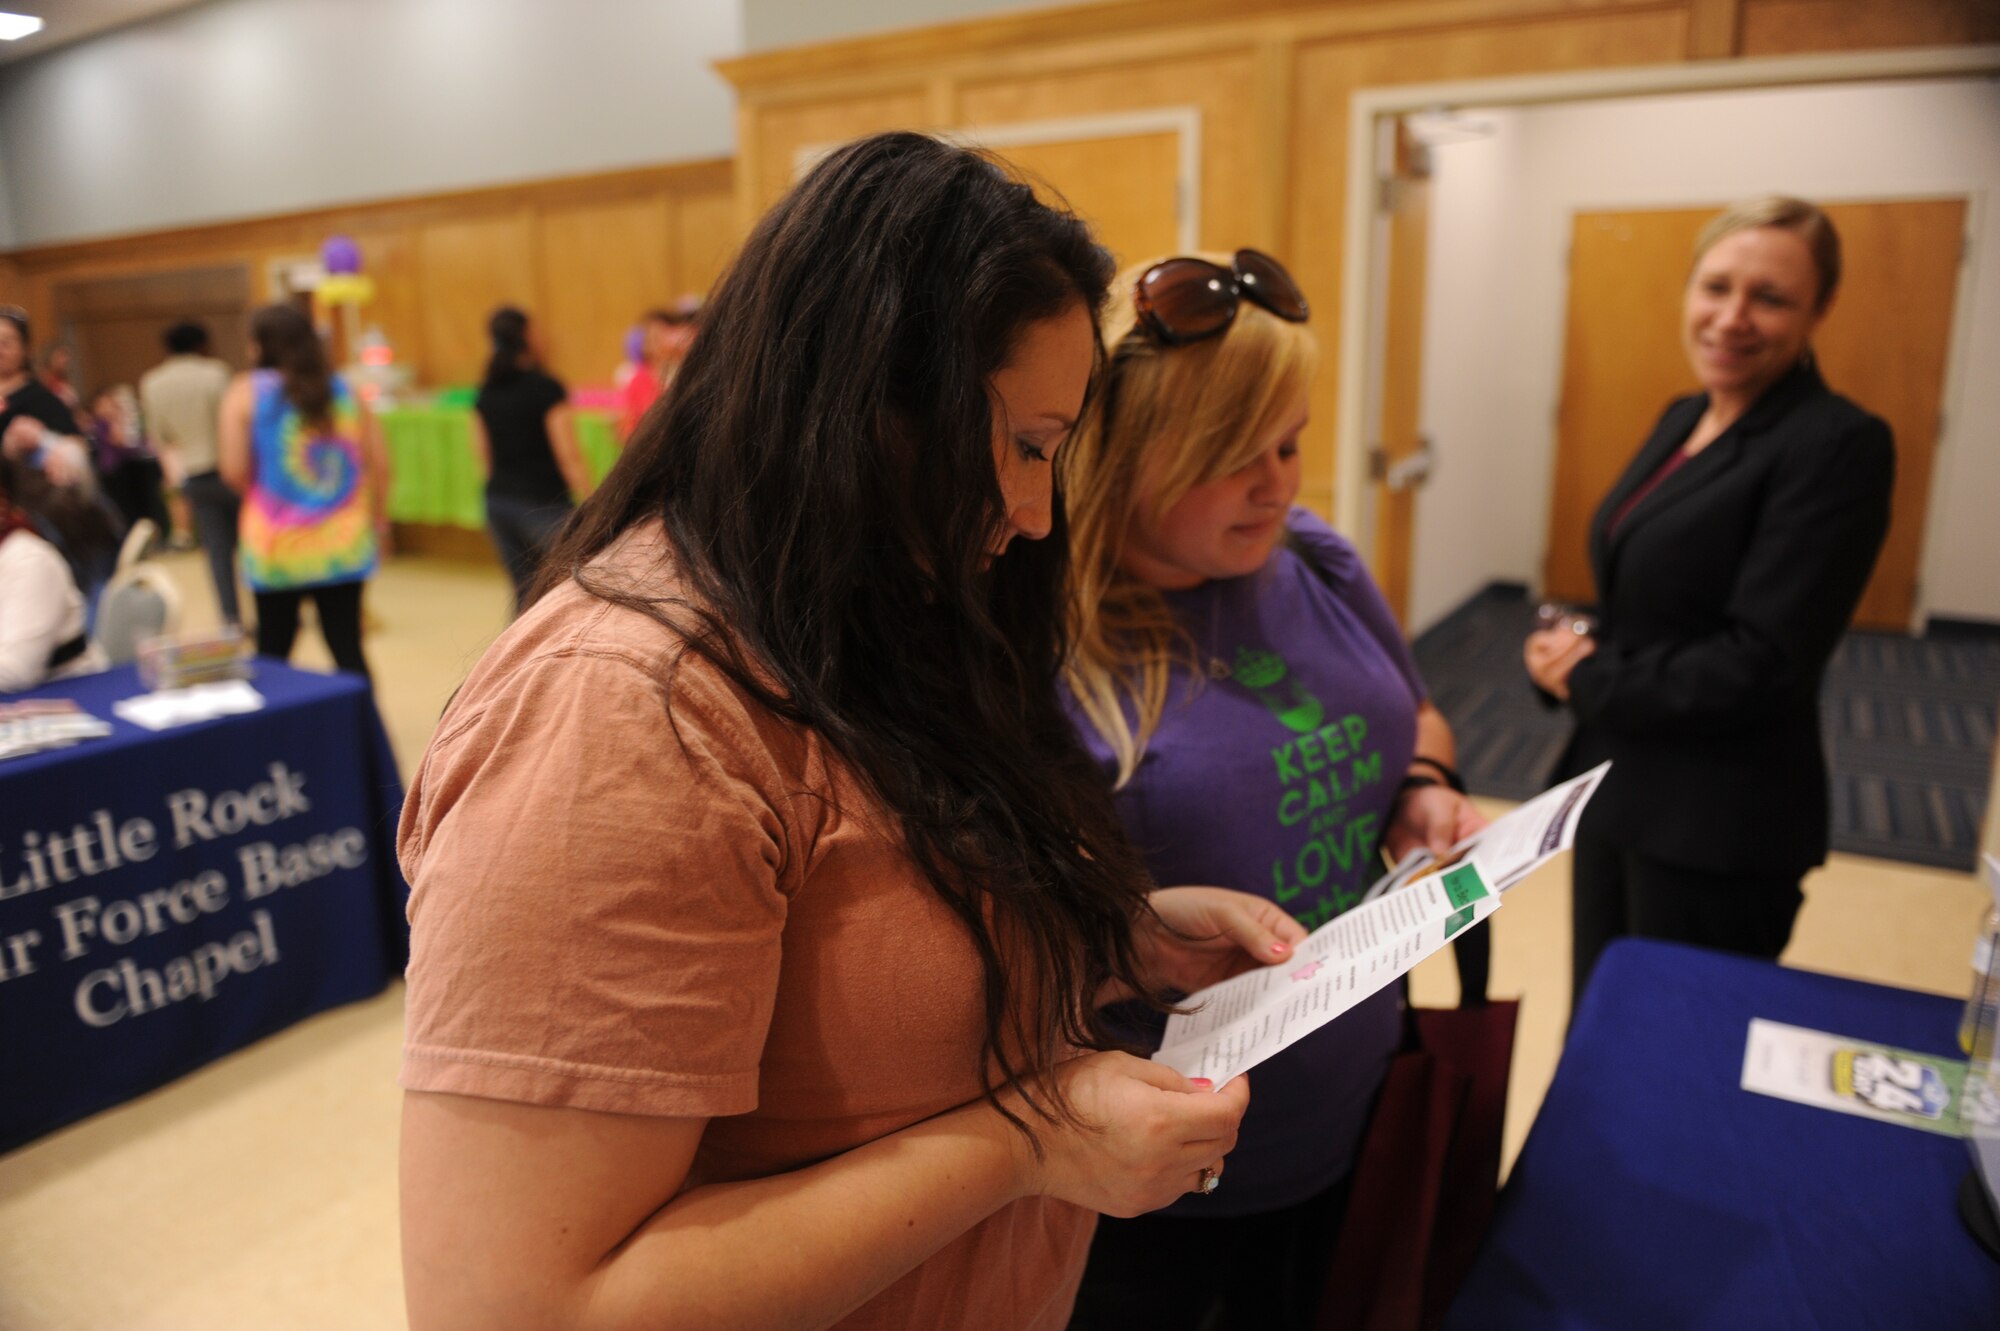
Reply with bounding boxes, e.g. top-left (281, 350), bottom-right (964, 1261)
top-left (1523, 196), bottom-right (1895, 1007)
